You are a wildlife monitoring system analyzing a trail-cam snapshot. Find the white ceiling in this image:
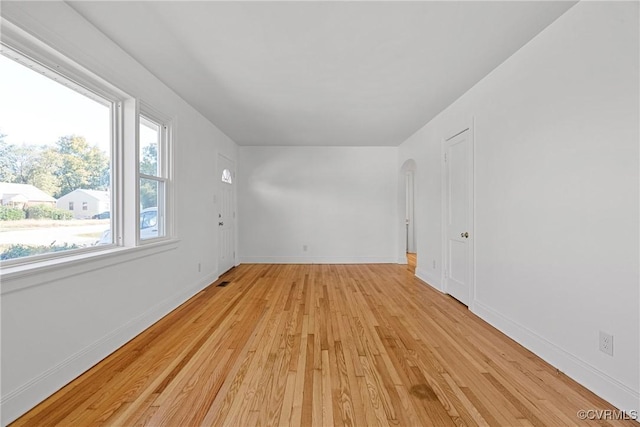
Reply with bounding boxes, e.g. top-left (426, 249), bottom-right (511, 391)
top-left (68, 1), bottom-right (576, 147)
